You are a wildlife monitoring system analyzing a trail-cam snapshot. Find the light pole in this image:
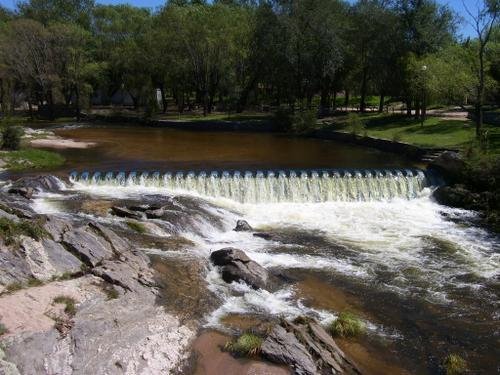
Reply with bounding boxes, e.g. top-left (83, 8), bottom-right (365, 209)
top-left (421, 65), bottom-right (427, 127)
